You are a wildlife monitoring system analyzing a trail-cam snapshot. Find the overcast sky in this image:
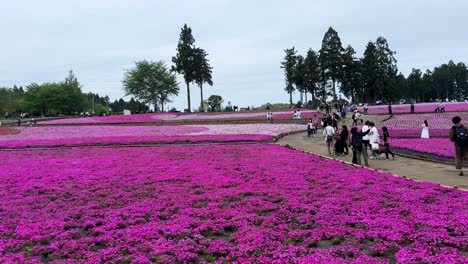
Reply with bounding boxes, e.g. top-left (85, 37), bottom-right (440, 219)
top-left (1, 0), bottom-right (467, 110)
